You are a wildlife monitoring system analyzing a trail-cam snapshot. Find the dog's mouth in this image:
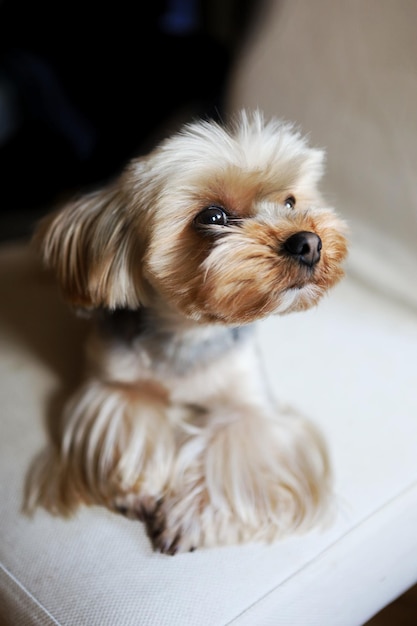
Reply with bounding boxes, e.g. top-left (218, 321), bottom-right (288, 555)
top-left (287, 271), bottom-right (315, 291)
top-left (285, 260), bottom-right (317, 290)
